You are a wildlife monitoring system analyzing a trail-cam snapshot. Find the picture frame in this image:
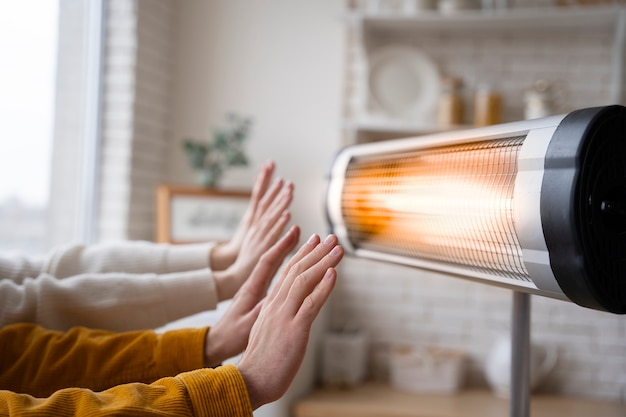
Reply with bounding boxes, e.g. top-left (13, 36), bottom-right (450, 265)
top-left (156, 185), bottom-right (250, 244)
